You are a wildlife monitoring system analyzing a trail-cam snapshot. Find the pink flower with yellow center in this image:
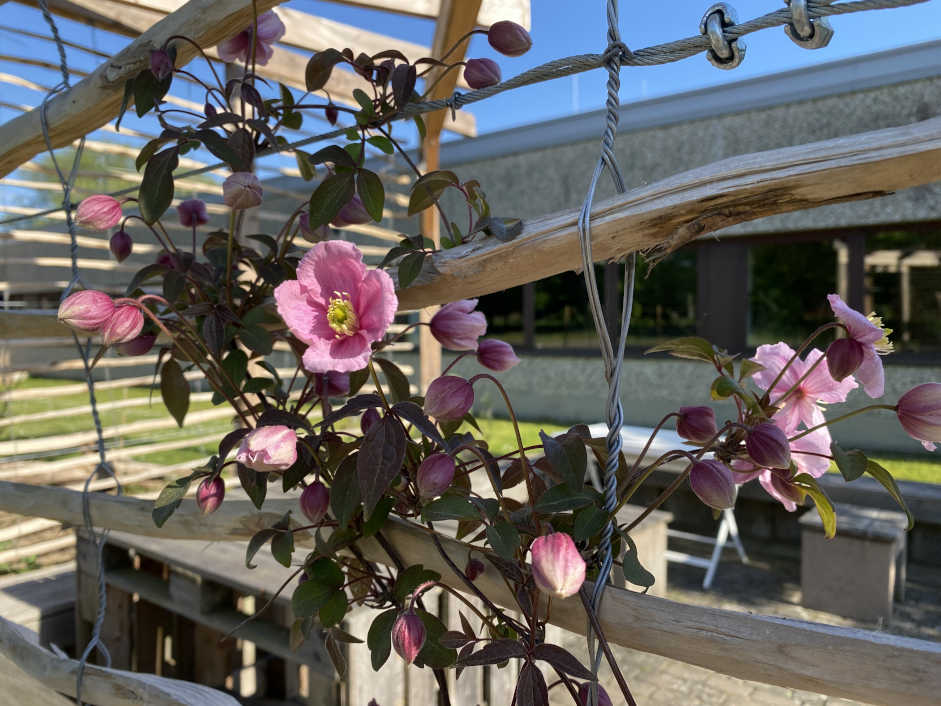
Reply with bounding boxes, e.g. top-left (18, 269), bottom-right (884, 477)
top-left (827, 293), bottom-right (893, 398)
top-left (274, 241), bottom-right (397, 373)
